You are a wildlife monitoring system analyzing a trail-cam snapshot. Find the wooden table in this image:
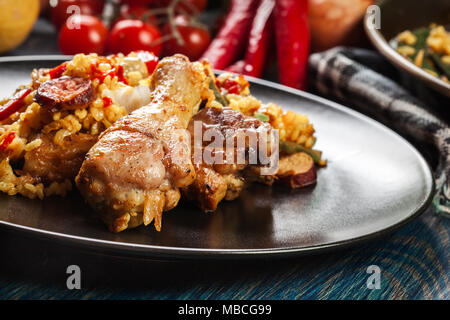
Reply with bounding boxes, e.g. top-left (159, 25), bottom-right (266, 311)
top-left (0, 207), bottom-right (448, 299)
